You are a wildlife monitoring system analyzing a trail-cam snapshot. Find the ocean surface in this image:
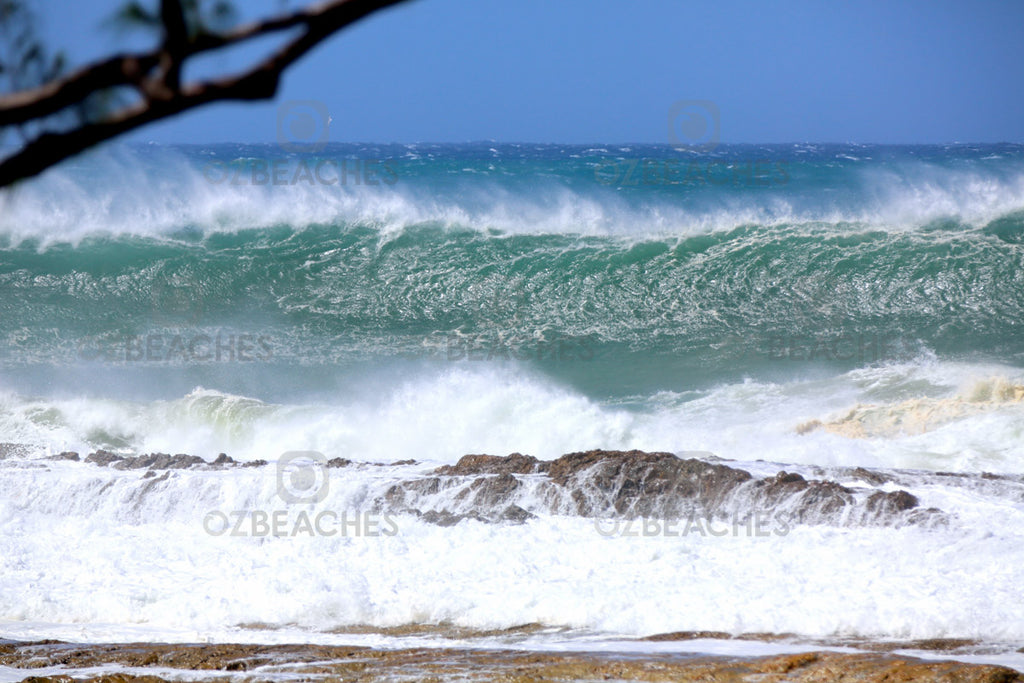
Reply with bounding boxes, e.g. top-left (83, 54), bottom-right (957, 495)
top-left (1, 142), bottom-right (1023, 668)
